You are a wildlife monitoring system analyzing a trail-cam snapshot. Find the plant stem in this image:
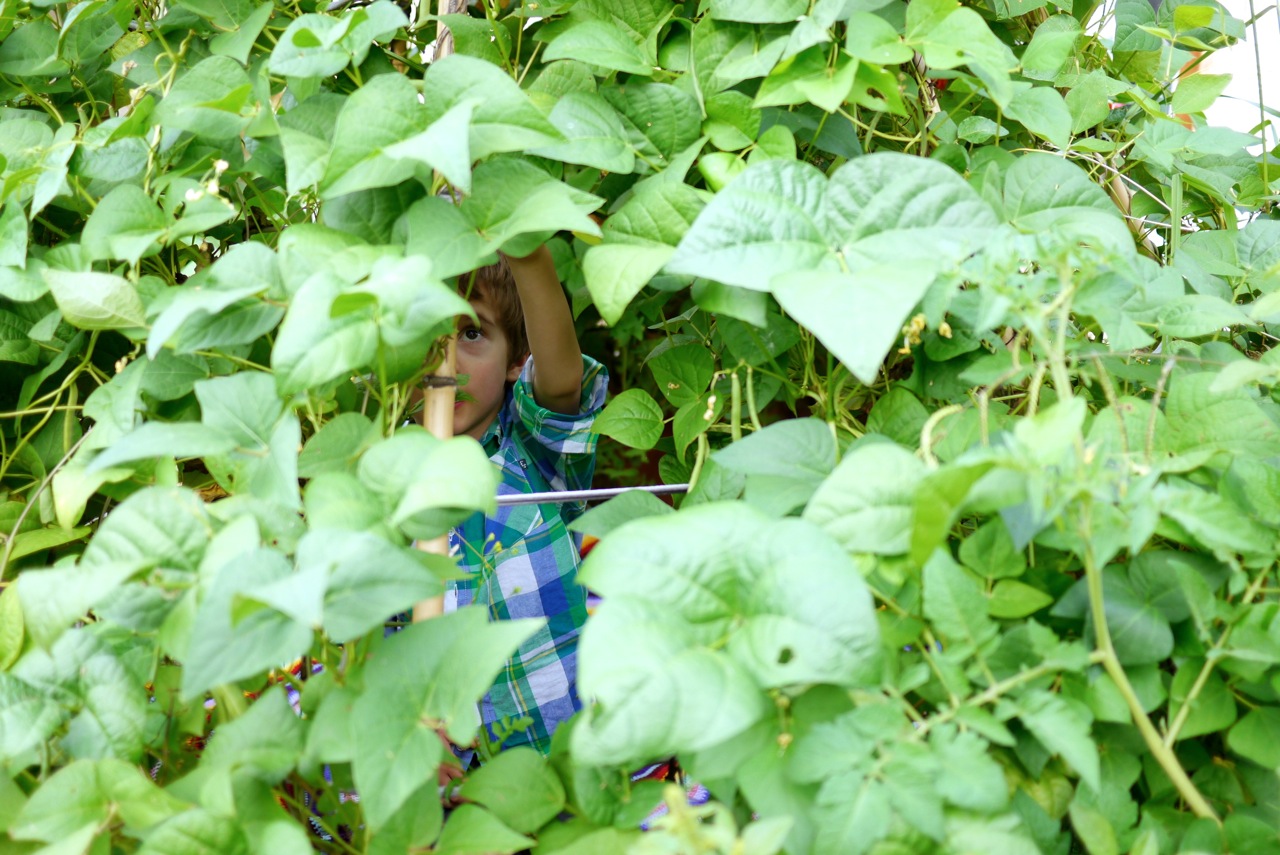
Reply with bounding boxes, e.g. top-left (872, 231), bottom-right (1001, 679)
top-left (1079, 503), bottom-right (1220, 823)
